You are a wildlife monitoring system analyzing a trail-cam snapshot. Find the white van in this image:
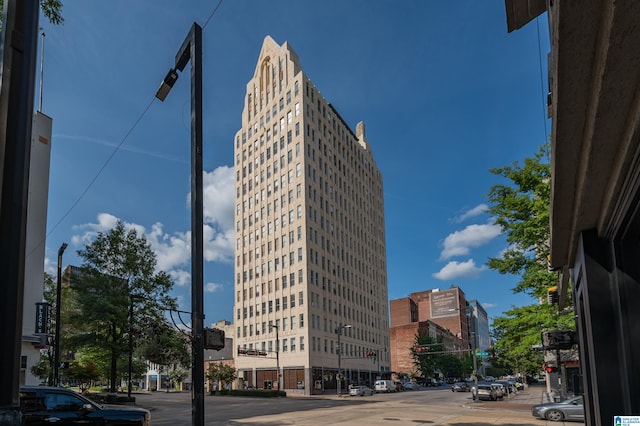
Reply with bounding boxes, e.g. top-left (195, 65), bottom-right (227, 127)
top-left (375, 380), bottom-right (396, 393)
